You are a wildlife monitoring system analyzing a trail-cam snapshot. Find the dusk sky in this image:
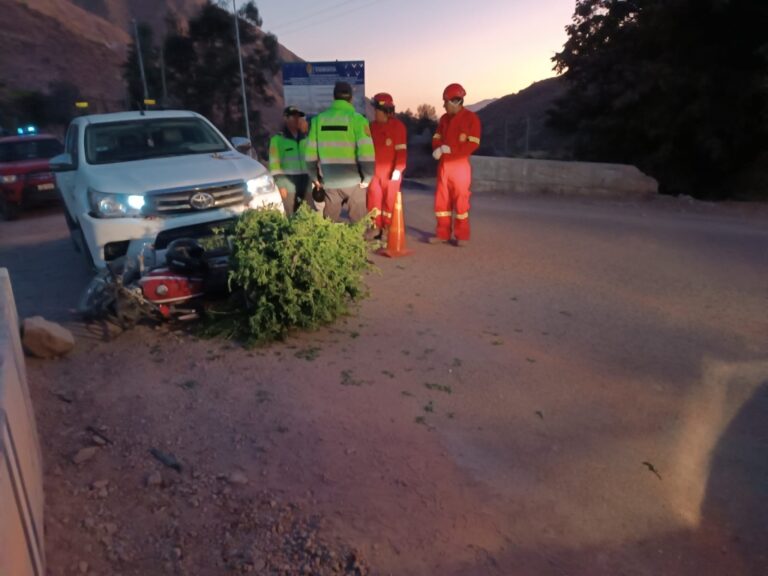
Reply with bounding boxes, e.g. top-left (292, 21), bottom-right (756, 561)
top-left (256, 0), bottom-right (576, 113)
